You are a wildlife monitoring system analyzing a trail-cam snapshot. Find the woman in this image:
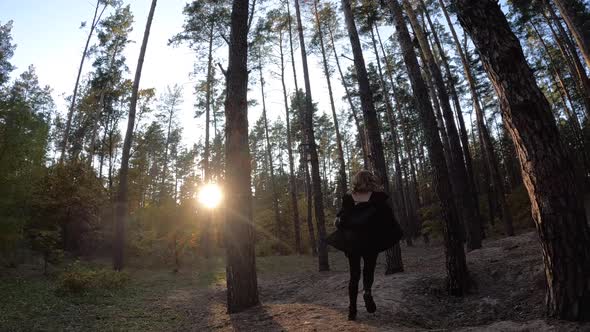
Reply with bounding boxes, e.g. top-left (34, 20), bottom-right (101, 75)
top-left (327, 170), bottom-right (402, 321)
